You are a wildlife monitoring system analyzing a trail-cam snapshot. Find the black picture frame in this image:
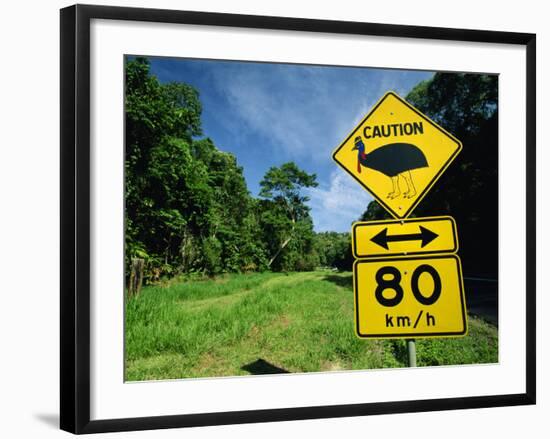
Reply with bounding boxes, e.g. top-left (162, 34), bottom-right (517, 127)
top-left (60, 4), bottom-right (536, 434)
